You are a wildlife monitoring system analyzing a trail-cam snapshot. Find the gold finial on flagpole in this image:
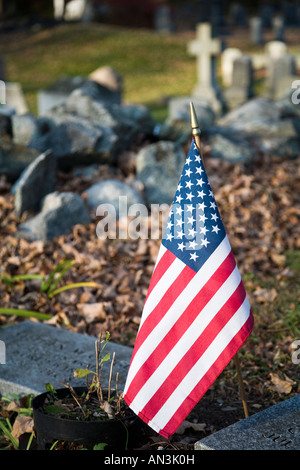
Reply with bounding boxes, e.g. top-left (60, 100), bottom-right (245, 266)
top-left (190, 101), bottom-right (201, 153)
